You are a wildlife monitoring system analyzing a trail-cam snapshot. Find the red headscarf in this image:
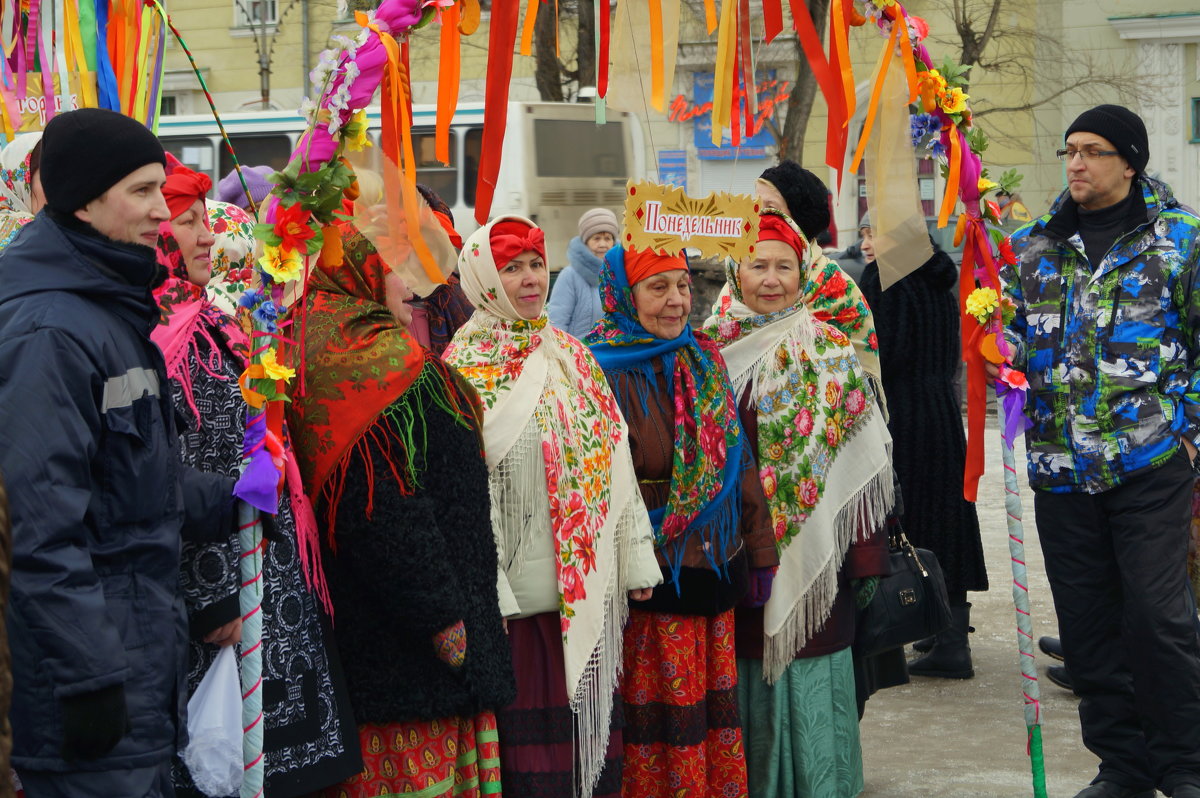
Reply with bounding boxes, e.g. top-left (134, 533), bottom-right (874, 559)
top-left (489, 220), bottom-right (545, 268)
top-left (163, 164), bottom-right (213, 220)
top-left (624, 247), bottom-right (688, 285)
top-left (757, 211), bottom-right (807, 260)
